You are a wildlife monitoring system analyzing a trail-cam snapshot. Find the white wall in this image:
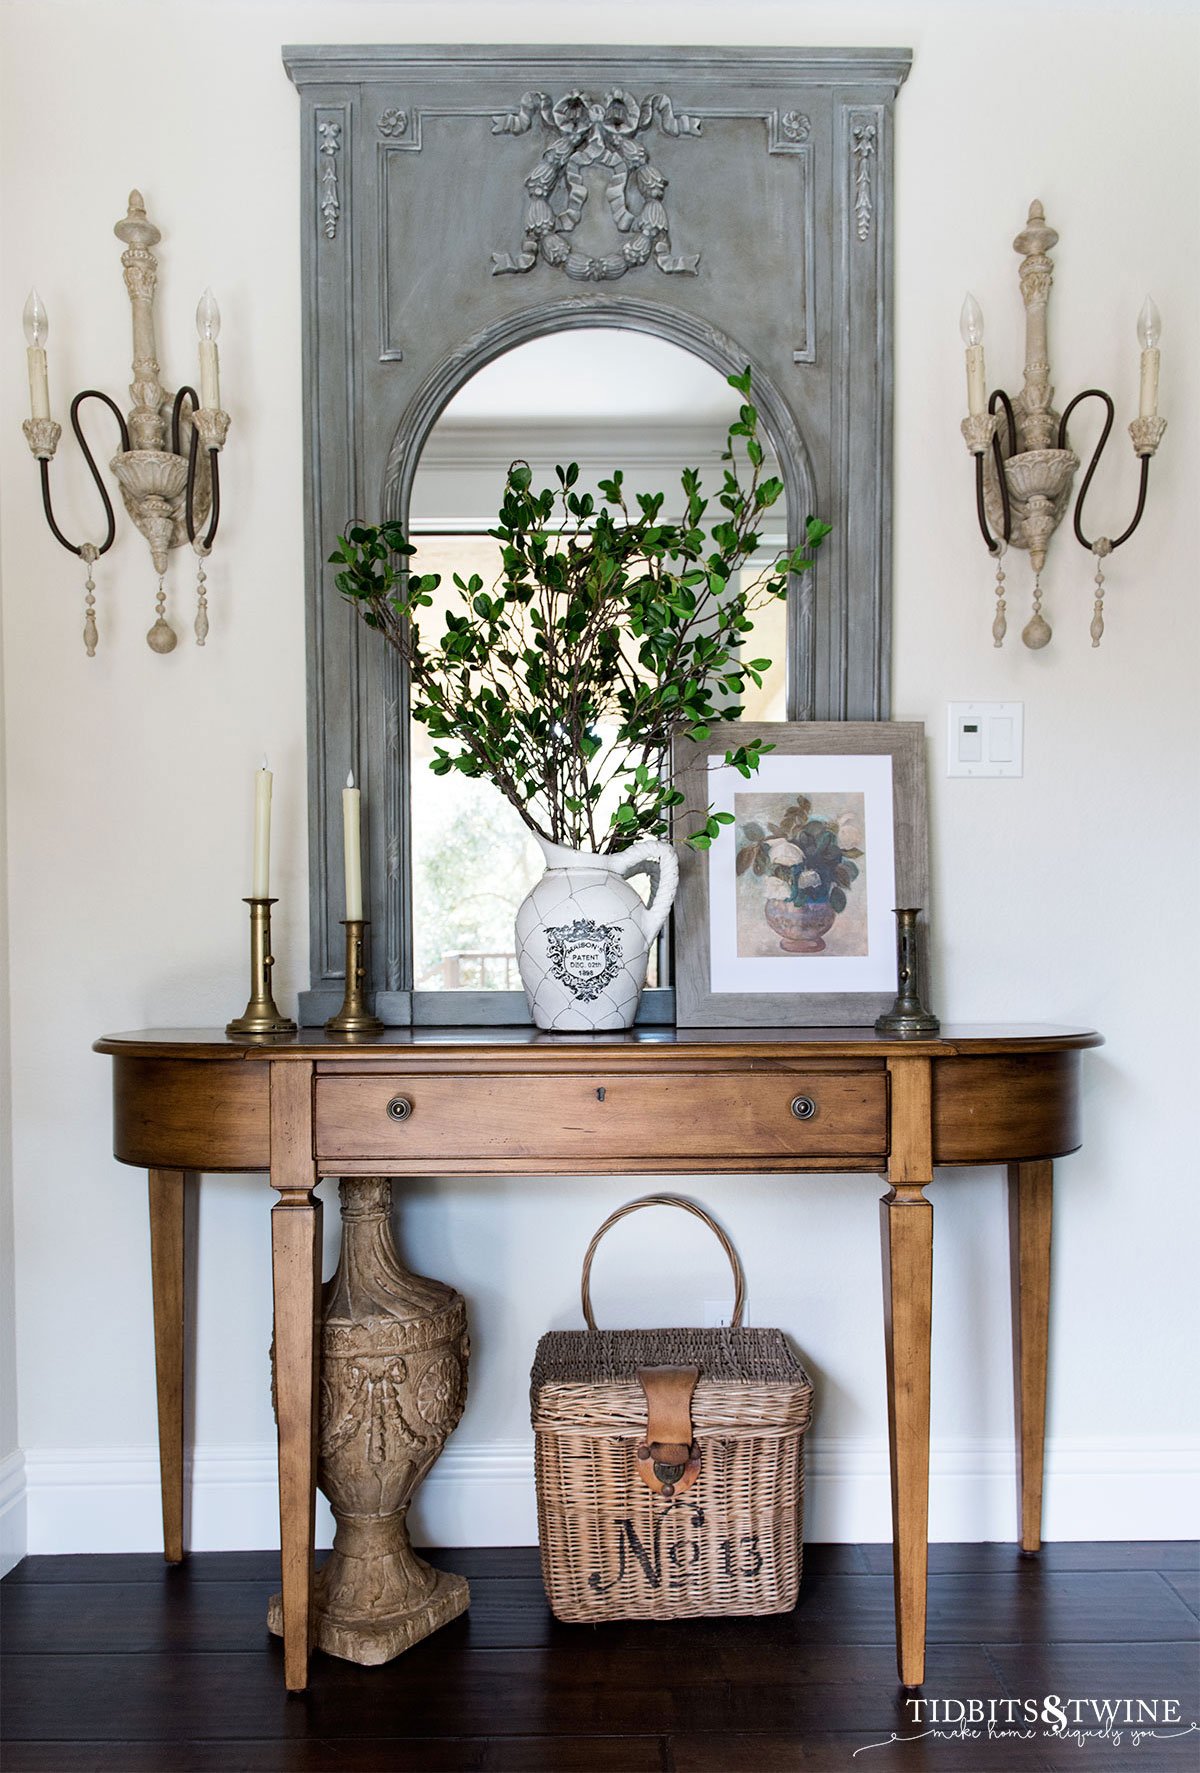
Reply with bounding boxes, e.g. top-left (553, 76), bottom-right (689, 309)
top-left (1, 1), bottom-right (1196, 1556)
top-left (0, 504), bottom-right (23, 1575)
